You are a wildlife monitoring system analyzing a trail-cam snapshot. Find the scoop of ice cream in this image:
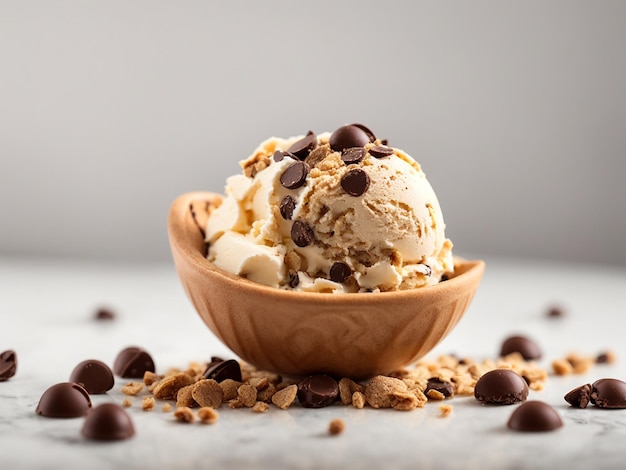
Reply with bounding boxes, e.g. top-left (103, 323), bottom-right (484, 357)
top-left (206, 124), bottom-right (453, 293)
